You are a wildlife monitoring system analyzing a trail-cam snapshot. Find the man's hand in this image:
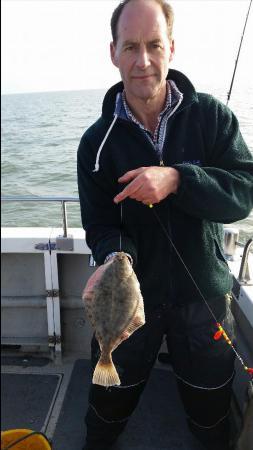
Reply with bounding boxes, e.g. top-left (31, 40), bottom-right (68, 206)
top-left (113, 166), bottom-right (180, 205)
